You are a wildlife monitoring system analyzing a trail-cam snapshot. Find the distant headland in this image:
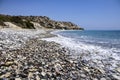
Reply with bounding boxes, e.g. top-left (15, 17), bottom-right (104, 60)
top-left (0, 14), bottom-right (84, 30)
